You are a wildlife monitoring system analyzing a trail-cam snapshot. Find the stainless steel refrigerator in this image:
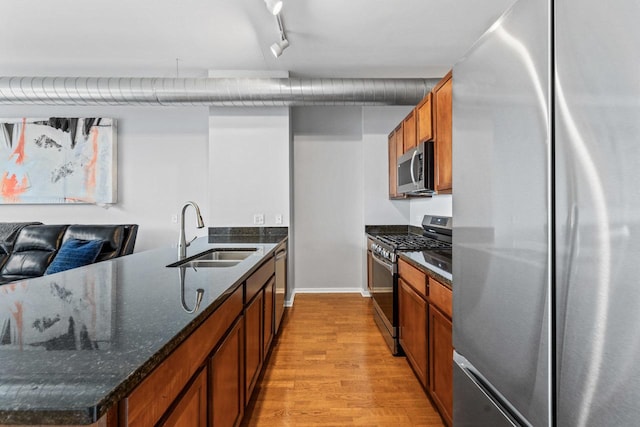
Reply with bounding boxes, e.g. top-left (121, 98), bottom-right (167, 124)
top-left (452, 0), bottom-right (640, 425)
